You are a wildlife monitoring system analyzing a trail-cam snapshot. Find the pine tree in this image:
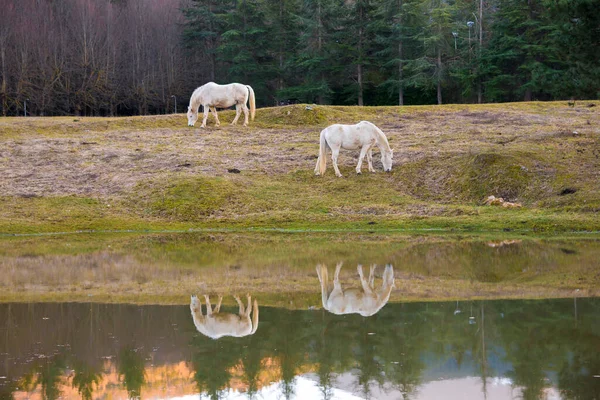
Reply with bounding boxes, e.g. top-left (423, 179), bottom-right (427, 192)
top-left (404, 0), bottom-right (456, 104)
top-left (218, 0), bottom-right (275, 104)
top-left (483, 0), bottom-right (565, 102)
top-left (183, 0), bottom-right (231, 82)
top-left (372, 0), bottom-right (423, 105)
top-left (264, 0), bottom-right (302, 105)
top-left (281, 0), bottom-right (345, 104)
